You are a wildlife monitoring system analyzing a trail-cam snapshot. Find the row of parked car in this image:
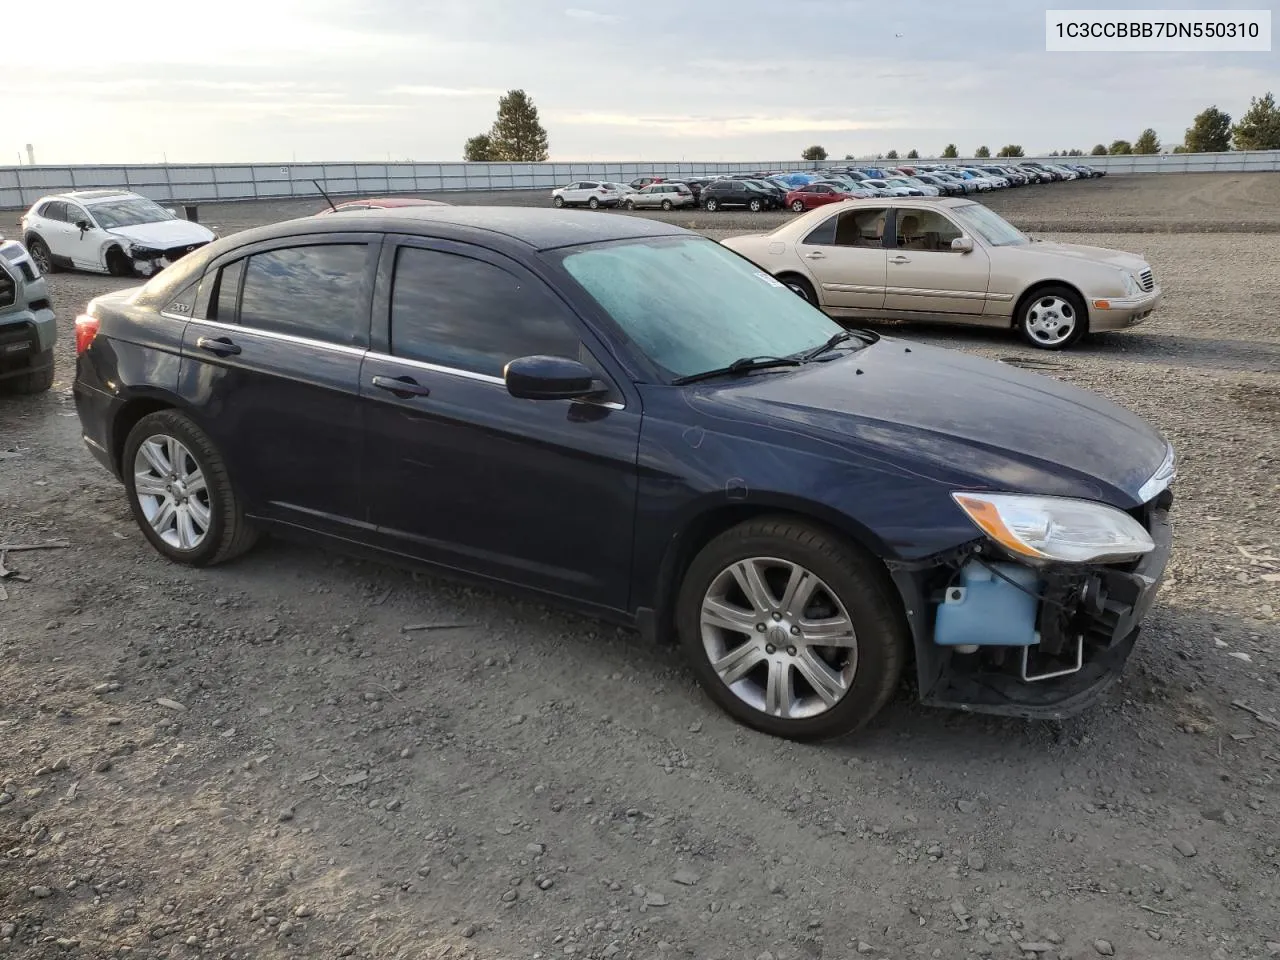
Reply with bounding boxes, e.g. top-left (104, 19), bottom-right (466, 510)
top-left (550, 161), bottom-right (1104, 213)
